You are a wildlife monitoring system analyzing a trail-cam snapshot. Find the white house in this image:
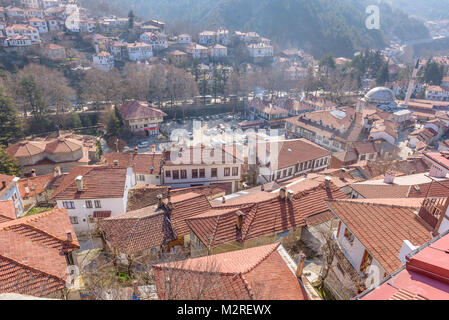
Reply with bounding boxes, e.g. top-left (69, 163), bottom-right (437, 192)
top-left (118, 101), bottom-right (167, 136)
top-left (216, 28), bottom-right (230, 46)
top-left (5, 24), bottom-right (40, 43)
top-left (140, 32), bottom-right (168, 51)
top-left (248, 43), bottom-right (273, 58)
top-left (127, 42), bottom-right (153, 61)
top-left (254, 139), bottom-right (331, 184)
top-left (186, 43), bottom-right (208, 60)
top-left (93, 51), bottom-right (114, 72)
top-left (0, 174), bottom-right (24, 217)
top-left (426, 85), bottom-right (449, 101)
top-left (4, 35), bottom-right (32, 47)
top-left (209, 44), bottom-right (227, 59)
top-left (198, 31), bottom-right (216, 46)
top-left (162, 145), bottom-right (244, 193)
top-left (28, 17), bottom-right (48, 33)
top-left (53, 166), bottom-right (135, 235)
top-left (177, 33), bottom-right (192, 44)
